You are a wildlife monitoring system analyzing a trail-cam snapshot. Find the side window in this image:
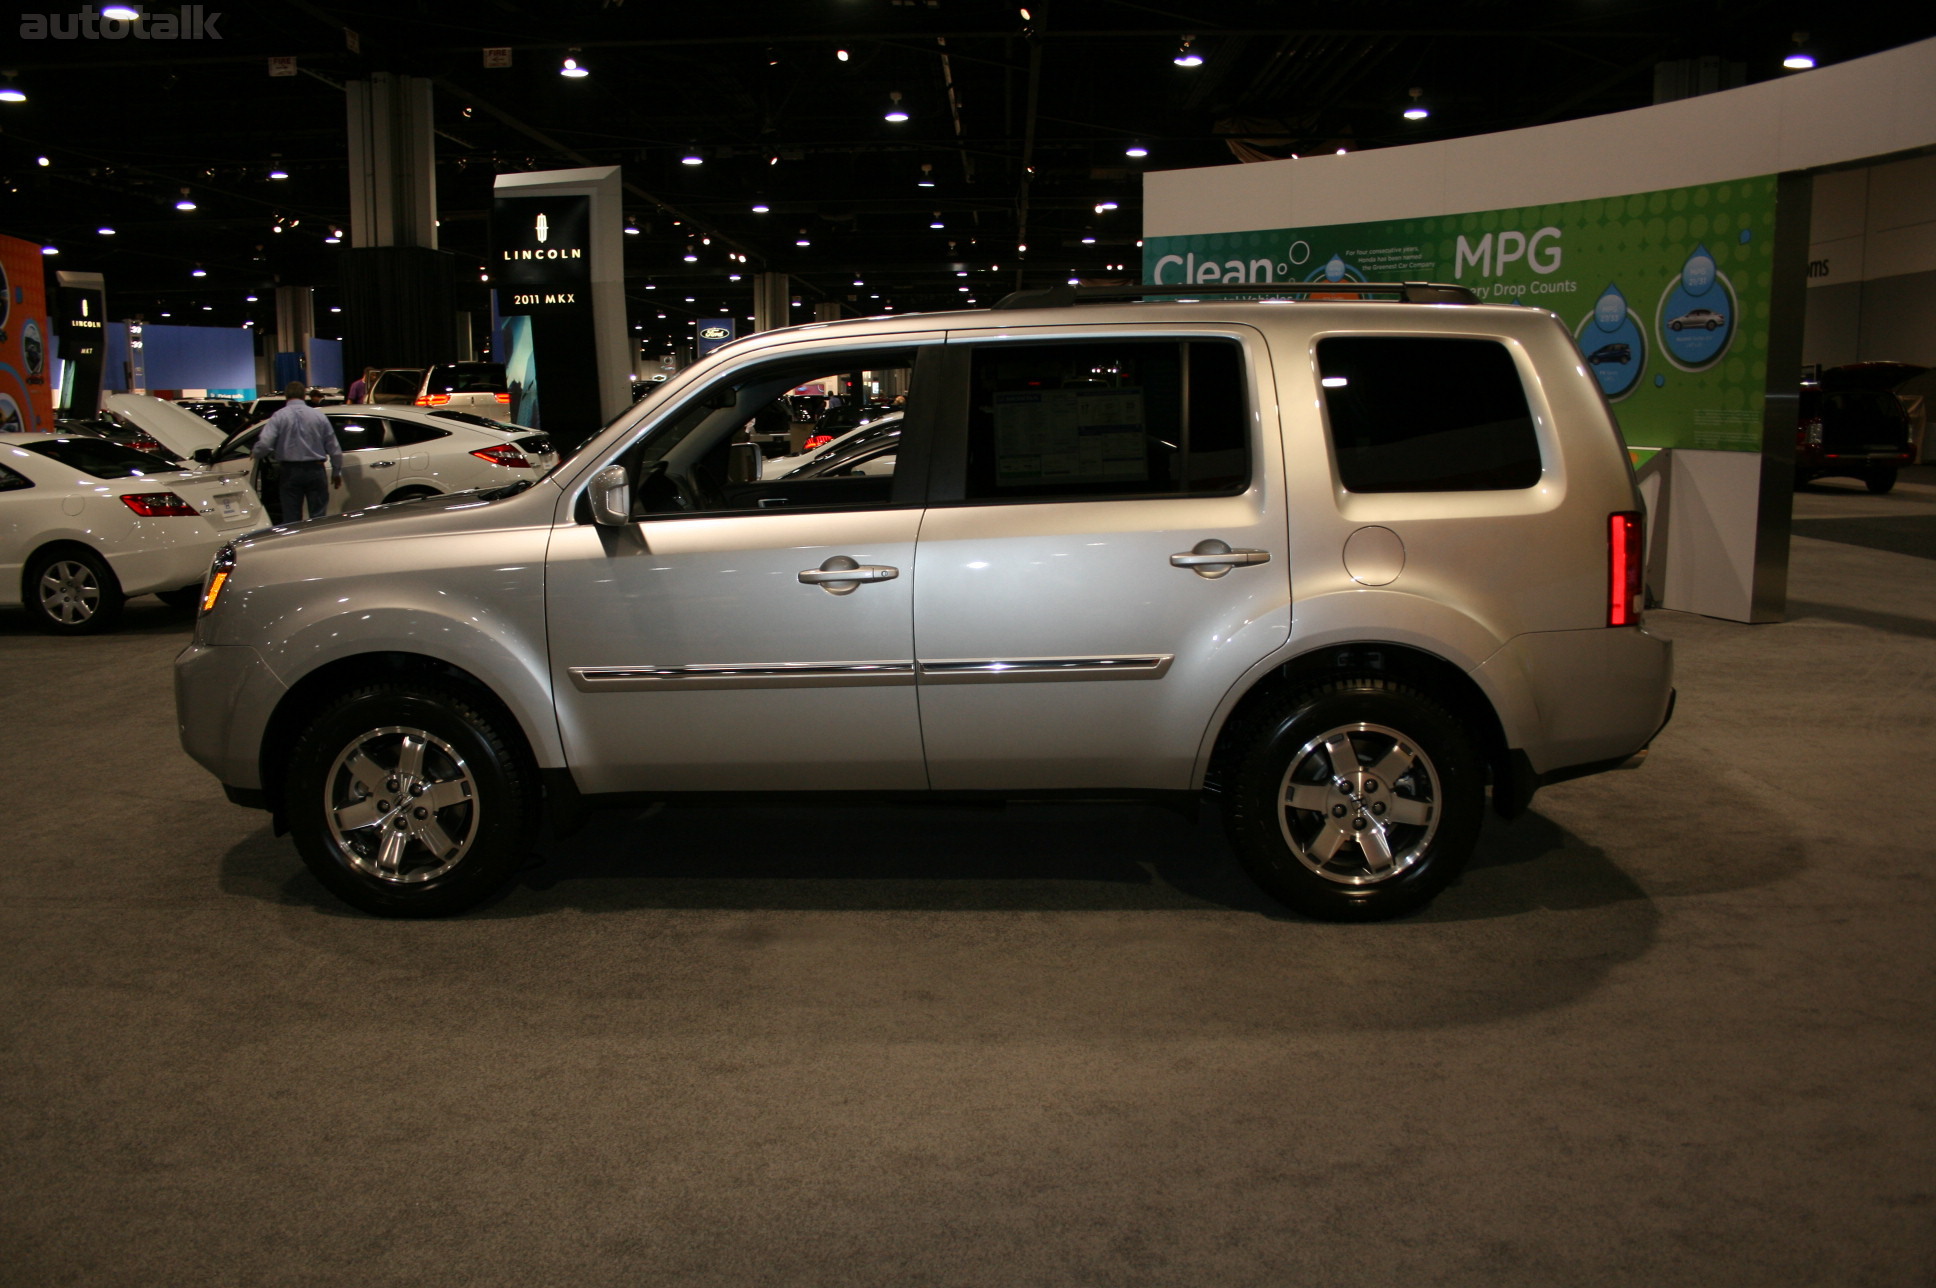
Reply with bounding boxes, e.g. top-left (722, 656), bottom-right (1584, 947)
top-left (962, 339), bottom-right (1249, 502)
top-left (619, 347), bottom-right (920, 518)
top-left (382, 420), bottom-right (449, 447)
top-left (0, 463), bottom-right (32, 492)
top-left (328, 417), bottom-right (386, 453)
top-left (1317, 337), bottom-right (1542, 492)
